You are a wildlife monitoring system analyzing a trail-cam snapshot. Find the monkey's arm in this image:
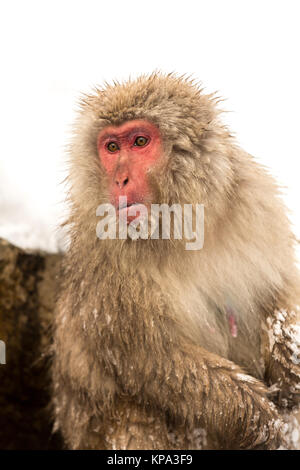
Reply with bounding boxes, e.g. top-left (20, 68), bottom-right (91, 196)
top-left (265, 307), bottom-right (300, 409)
top-left (113, 322), bottom-right (282, 450)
